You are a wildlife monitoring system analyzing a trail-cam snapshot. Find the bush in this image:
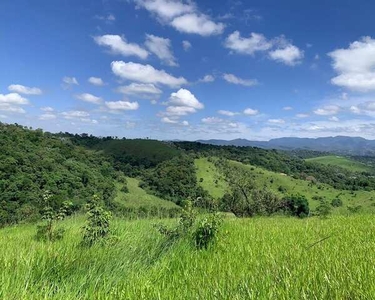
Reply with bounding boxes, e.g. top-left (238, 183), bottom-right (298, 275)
top-left (35, 191), bottom-right (73, 242)
top-left (331, 198), bottom-right (343, 207)
top-left (283, 194), bottom-right (310, 218)
top-left (193, 213), bottom-right (223, 249)
top-left (120, 185), bottom-right (129, 193)
top-left (315, 200), bottom-right (332, 218)
top-left (81, 195), bottom-right (112, 246)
